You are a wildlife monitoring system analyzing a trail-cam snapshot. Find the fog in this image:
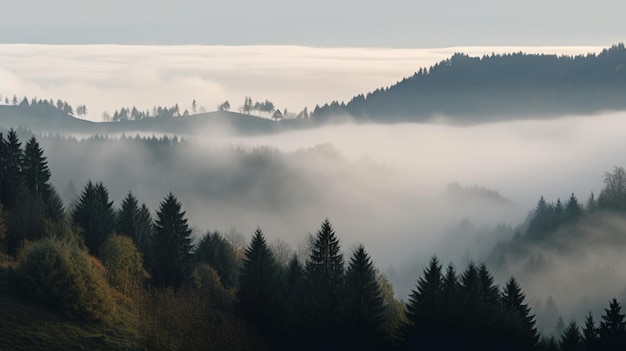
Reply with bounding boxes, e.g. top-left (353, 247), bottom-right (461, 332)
top-left (33, 111), bottom-right (626, 329)
top-left (0, 44), bottom-right (603, 121)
